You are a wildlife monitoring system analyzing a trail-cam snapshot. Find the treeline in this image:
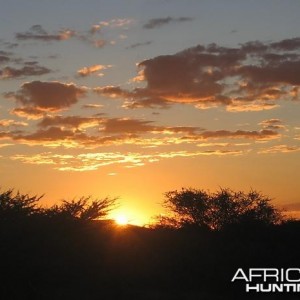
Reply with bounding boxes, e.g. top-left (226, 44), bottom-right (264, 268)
top-left (1, 188), bottom-right (300, 299)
